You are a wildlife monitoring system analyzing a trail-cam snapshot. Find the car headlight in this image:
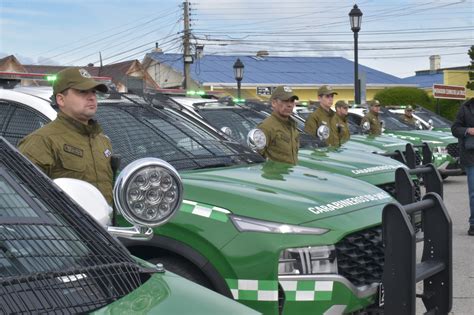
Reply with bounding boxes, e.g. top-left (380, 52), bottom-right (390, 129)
top-left (114, 157), bottom-right (183, 227)
top-left (279, 245), bottom-right (337, 275)
top-left (317, 125), bottom-right (329, 140)
top-left (230, 215), bottom-right (328, 234)
top-left (247, 128), bottom-right (267, 150)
